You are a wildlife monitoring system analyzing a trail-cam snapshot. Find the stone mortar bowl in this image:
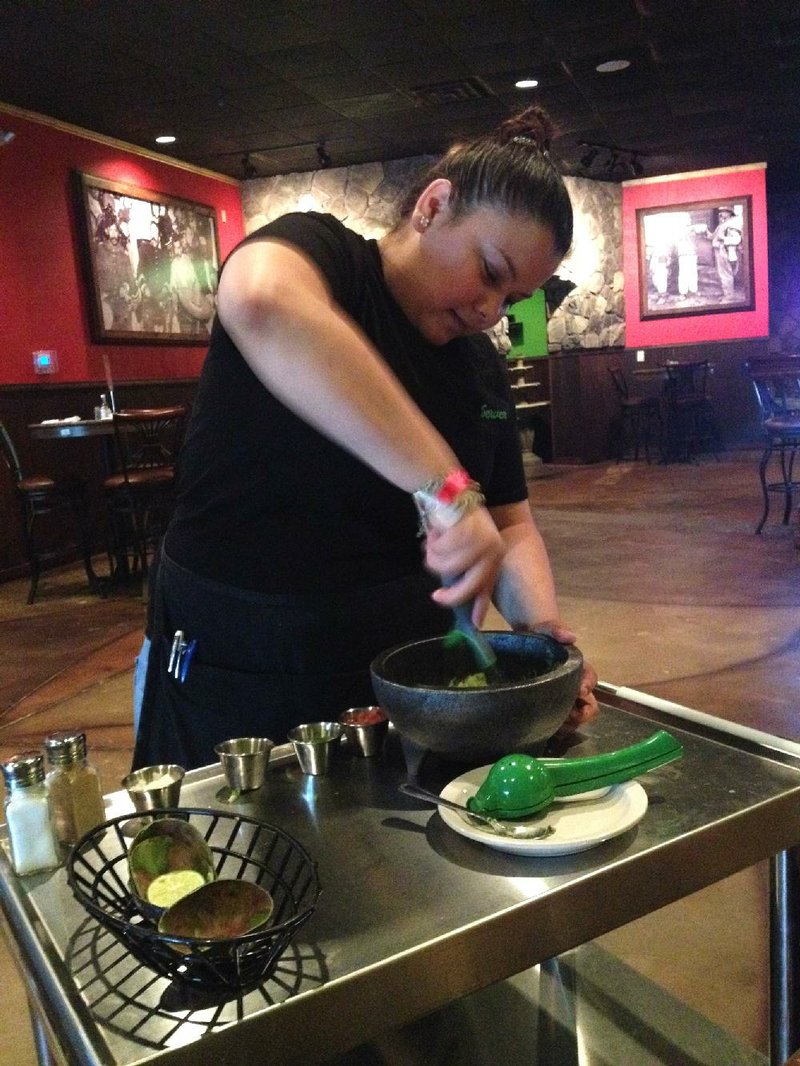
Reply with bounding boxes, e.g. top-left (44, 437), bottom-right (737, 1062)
top-left (370, 631), bottom-right (583, 764)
